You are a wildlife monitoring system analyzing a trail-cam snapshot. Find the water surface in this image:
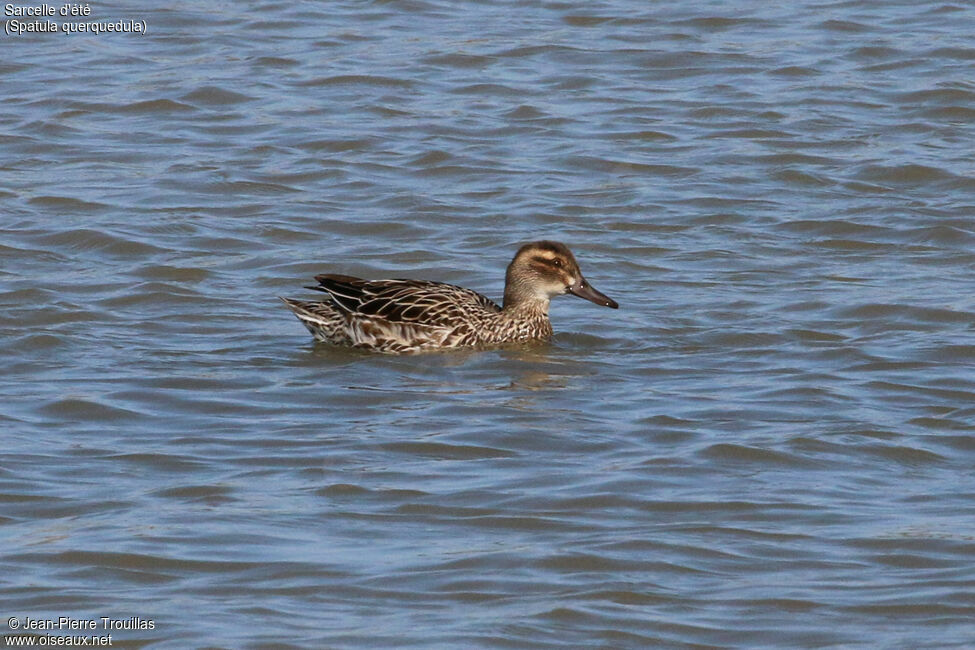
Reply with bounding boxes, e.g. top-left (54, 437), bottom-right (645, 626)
top-left (2, 1), bottom-right (974, 647)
